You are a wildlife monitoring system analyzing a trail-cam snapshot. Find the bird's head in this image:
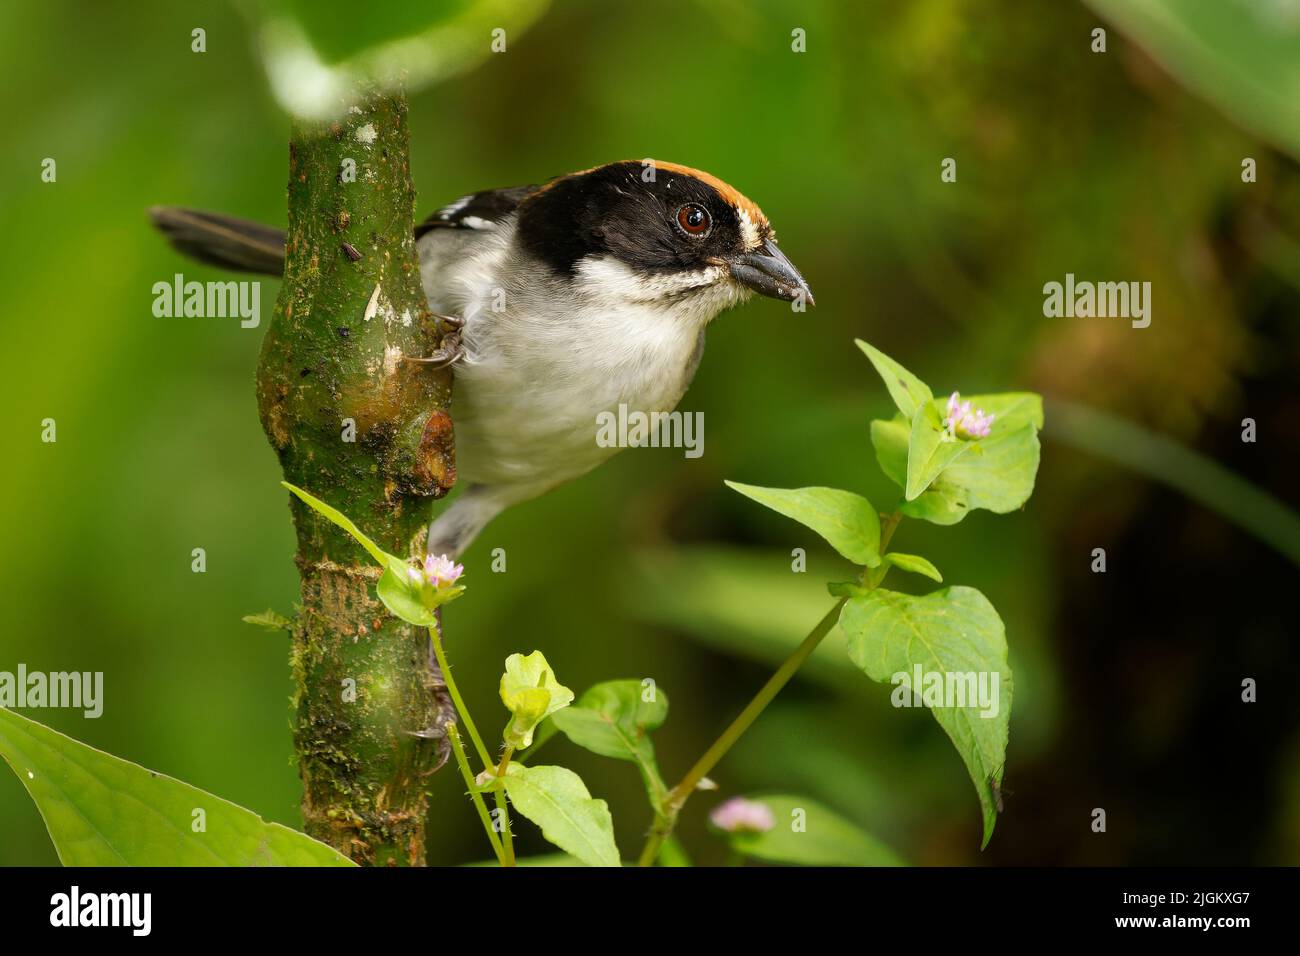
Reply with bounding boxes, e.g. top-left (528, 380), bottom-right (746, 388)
top-left (516, 160), bottom-right (813, 316)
